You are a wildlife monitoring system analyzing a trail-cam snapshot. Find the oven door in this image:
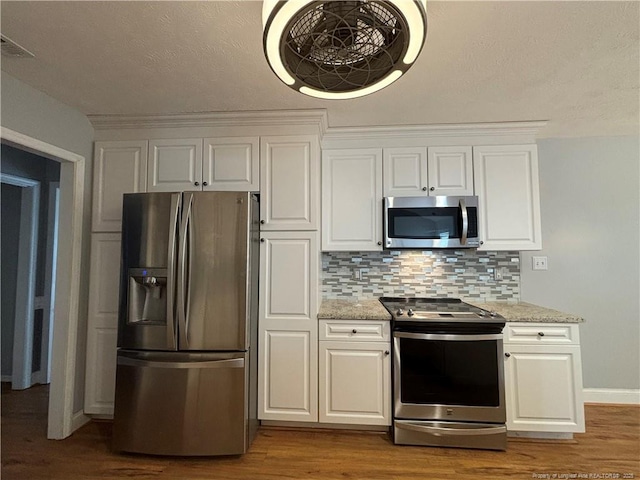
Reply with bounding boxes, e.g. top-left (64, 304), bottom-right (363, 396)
top-left (393, 331), bottom-right (505, 423)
